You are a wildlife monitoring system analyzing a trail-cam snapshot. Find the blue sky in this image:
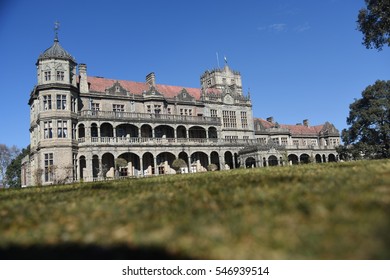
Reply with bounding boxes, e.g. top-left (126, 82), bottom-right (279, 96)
top-left (0, 0), bottom-right (388, 148)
